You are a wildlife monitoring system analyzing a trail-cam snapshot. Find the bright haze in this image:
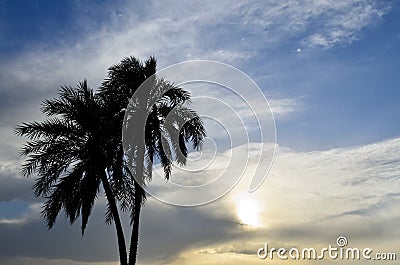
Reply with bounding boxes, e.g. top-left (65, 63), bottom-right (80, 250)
top-left (0, 1), bottom-right (399, 265)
